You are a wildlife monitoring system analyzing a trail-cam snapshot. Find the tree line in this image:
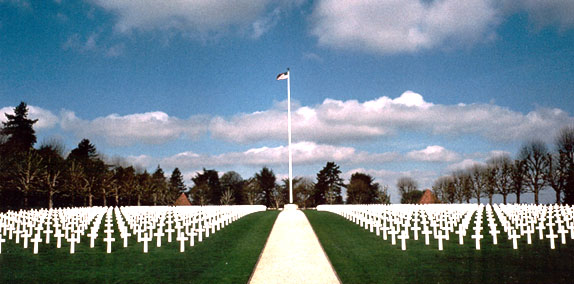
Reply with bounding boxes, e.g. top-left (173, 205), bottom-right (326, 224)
top-left (0, 102), bottom-right (391, 211)
top-left (431, 127), bottom-right (574, 205)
